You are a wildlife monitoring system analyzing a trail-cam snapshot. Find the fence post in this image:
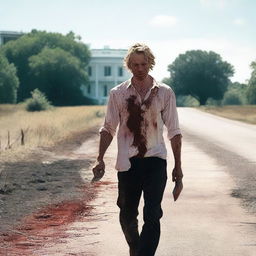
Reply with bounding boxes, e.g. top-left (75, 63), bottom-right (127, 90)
top-left (7, 131), bottom-right (11, 149)
top-left (21, 129), bottom-right (25, 145)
